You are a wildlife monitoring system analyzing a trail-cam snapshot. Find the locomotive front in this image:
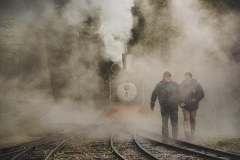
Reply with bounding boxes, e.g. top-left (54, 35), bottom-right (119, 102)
top-left (107, 53), bottom-right (148, 122)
